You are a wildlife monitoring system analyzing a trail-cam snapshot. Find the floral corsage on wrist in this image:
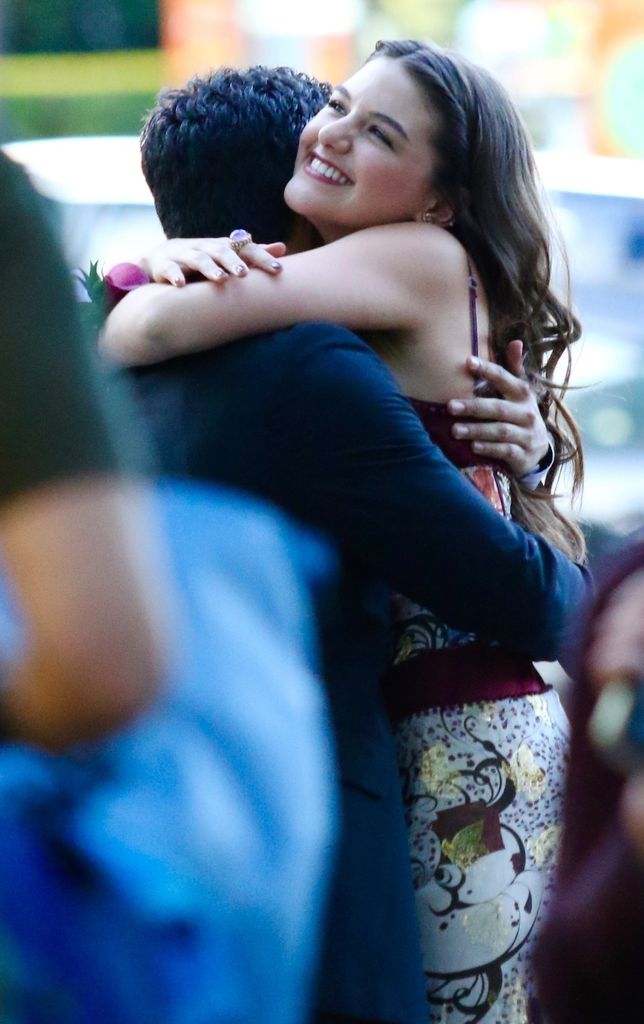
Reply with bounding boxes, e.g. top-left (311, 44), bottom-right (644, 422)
top-left (76, 261), bottom-right (151, 335)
